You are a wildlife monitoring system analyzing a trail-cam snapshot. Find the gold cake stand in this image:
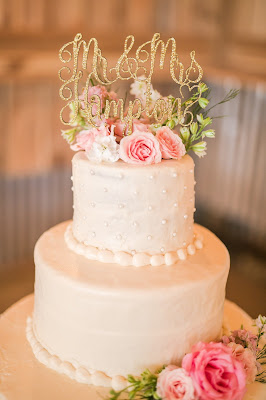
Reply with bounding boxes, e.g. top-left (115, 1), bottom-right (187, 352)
top-left (0, 295), bottom-right (265, 400)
